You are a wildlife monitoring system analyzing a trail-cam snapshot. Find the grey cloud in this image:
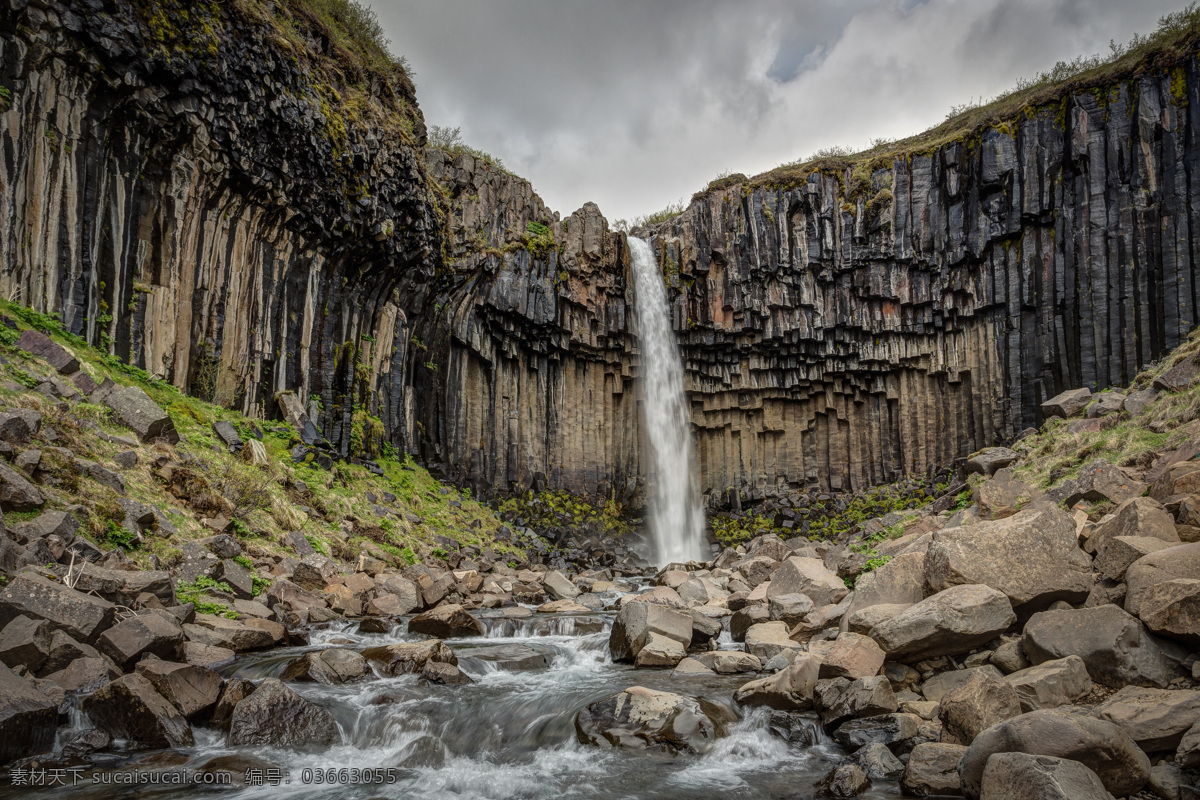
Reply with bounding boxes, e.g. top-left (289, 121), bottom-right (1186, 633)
top-left (374, 0), bottom-right (1186, 221)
